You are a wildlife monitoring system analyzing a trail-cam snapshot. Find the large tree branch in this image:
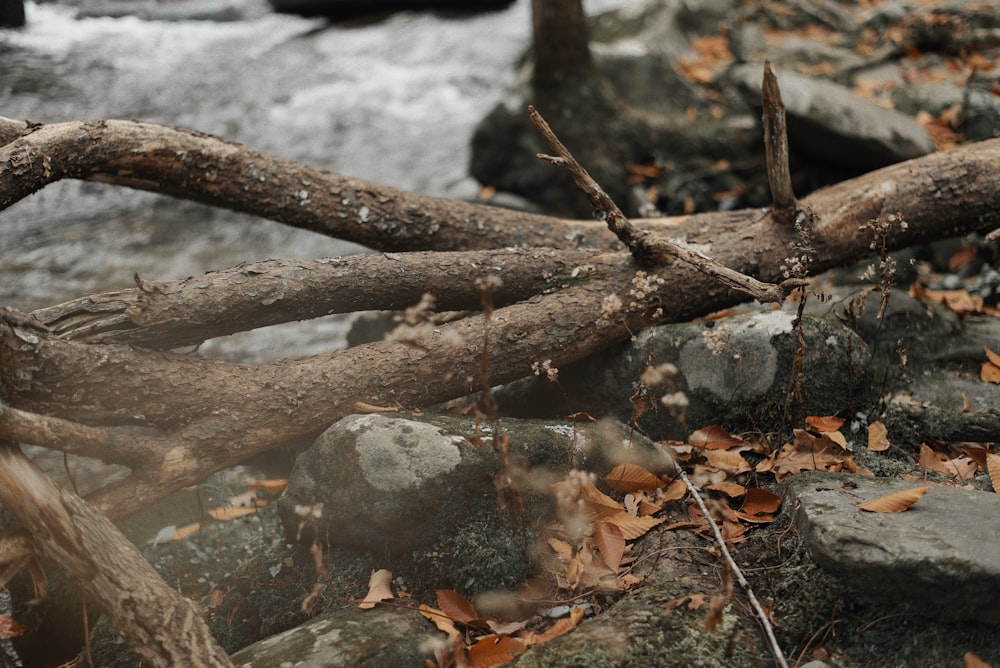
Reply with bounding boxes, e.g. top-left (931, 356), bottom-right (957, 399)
top-left (0, 116), bottom-right (614, 253)
top-left (30, 248), bottom-right (609, 349)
